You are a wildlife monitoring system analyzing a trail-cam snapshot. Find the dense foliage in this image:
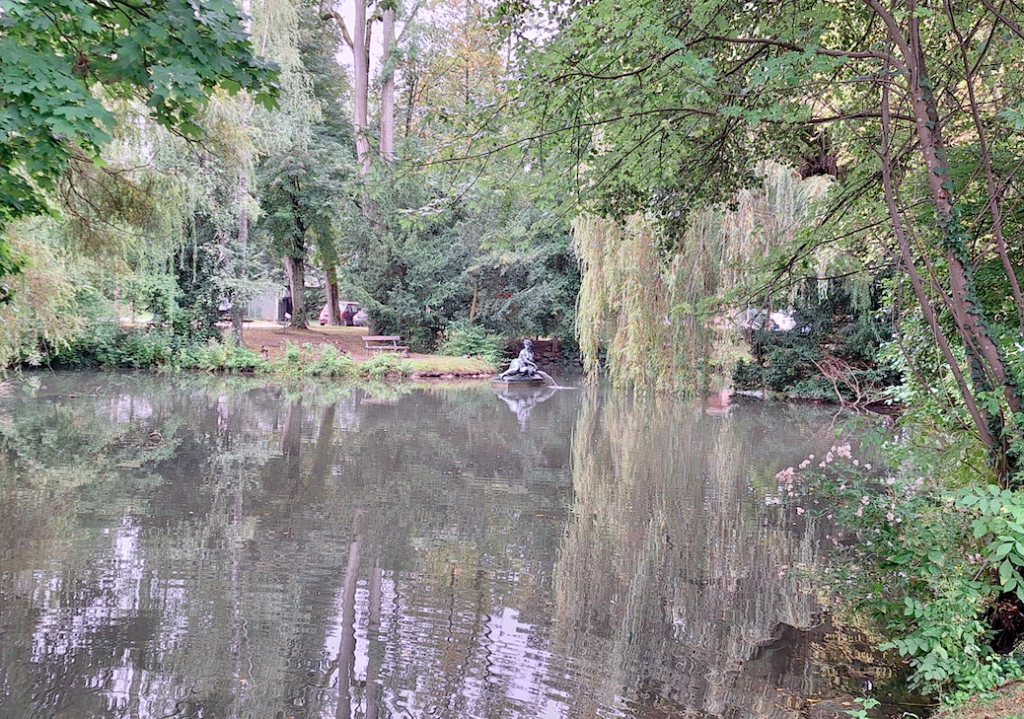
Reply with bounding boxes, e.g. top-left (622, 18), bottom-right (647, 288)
top-left (733, 276), bottom-right (897, 403)
top-left (501, 0), bottom-right (1024, 700)
top-left (507, 0), bottom-right (1024, 485)
top-left (0, 0), bottom-right (277, 243)
top-left (770, 438), bottom-right (1024, 703)
top-left (0, 0), bottom-right (579, 368)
